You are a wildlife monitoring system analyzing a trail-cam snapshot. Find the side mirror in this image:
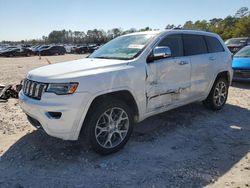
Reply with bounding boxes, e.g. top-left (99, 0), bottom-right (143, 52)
top-left (147, 46), bottom-right (172, 63)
